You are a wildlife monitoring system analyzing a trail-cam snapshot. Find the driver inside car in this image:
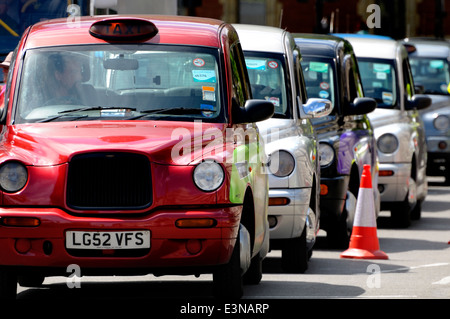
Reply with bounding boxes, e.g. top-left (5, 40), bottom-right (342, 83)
top-left (45, 53), bottom-right (84, 105)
